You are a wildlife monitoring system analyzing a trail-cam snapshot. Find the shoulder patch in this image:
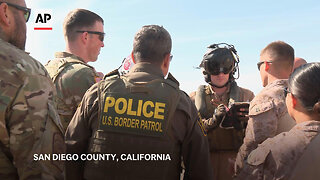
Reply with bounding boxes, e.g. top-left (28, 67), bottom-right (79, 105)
top-left (247, 145), bottom-right (271, 166)
top-left (249, 101), bottom-right (274, 116)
